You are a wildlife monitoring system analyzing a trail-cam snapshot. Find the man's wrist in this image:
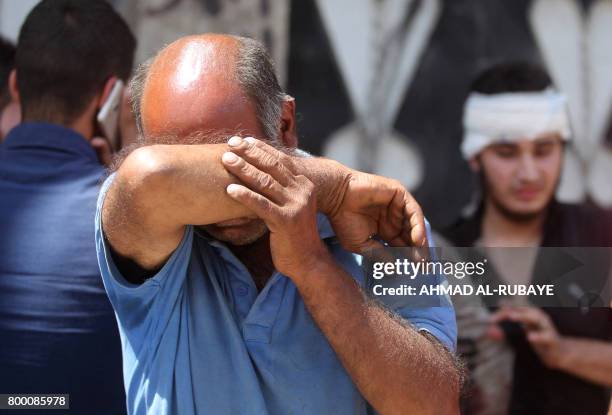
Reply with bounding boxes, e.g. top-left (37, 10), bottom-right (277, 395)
top-left (551, 337), bottom-right (573, 370)
top-left (290, 155), bottom-right (352, 216)
top-left (289, 246), bottom-right (337, 287)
